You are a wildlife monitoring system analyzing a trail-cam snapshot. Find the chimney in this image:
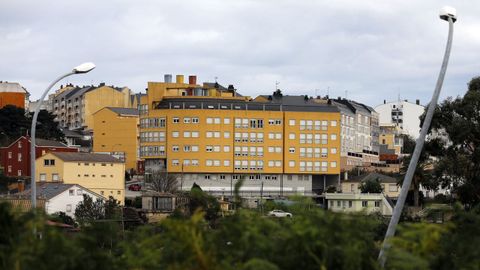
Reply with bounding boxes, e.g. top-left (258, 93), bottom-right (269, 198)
top-left (337, 96), bottom-right (341, 100)
top-left (416, 99), bottom-right (420, 105)
top-left (99, 82), bottom-right (105, 87)
top-left (384, 100), bottom-right (386, 104)
top-left (176, 75), bottom-right (184, 84)
top-left (164, 74), bottom-right (172, 83)
top-left (228, 84), bottom-right (235, 91)
top-left (188, 75), bottom-right (197, 85)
